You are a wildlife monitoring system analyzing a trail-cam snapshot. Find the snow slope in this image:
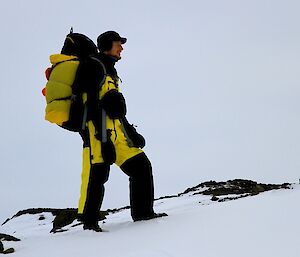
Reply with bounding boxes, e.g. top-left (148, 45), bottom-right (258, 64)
top-left (1, 183), bottom-right (300, 257)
